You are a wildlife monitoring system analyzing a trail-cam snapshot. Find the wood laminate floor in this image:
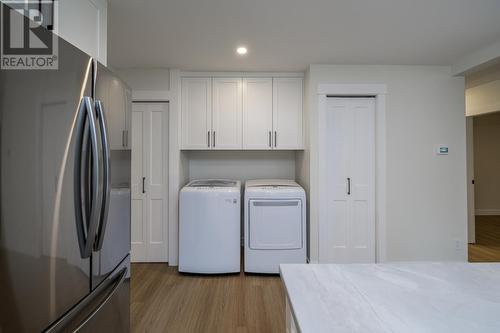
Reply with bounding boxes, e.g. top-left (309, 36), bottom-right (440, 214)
top-left (468, 215), bottom-right (500, 262)
top-left (130, 263), bottom-right (285, 333)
